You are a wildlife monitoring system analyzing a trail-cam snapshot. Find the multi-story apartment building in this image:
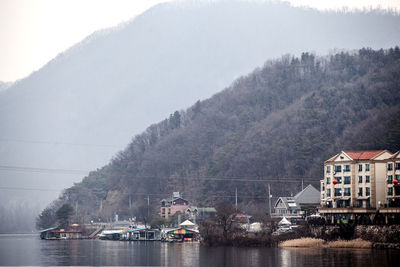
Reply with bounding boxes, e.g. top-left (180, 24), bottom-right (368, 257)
top-left (386, 151), bottom-right (400, 207)
top-left (319, 150), bottom-right (393, 223)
